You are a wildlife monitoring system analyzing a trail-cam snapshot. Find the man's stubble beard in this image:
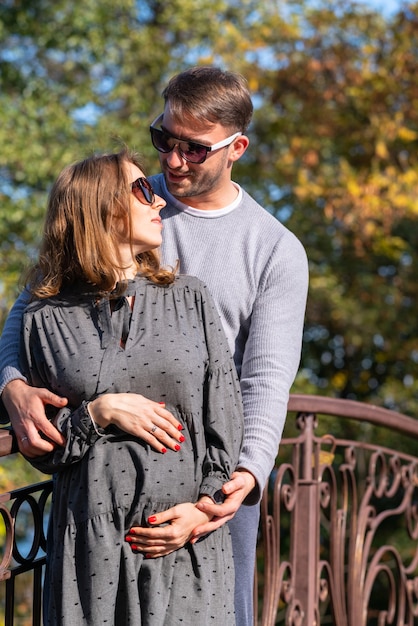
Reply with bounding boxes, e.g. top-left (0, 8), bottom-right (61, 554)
top-left (163, 152), bottom-right (228, 200)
